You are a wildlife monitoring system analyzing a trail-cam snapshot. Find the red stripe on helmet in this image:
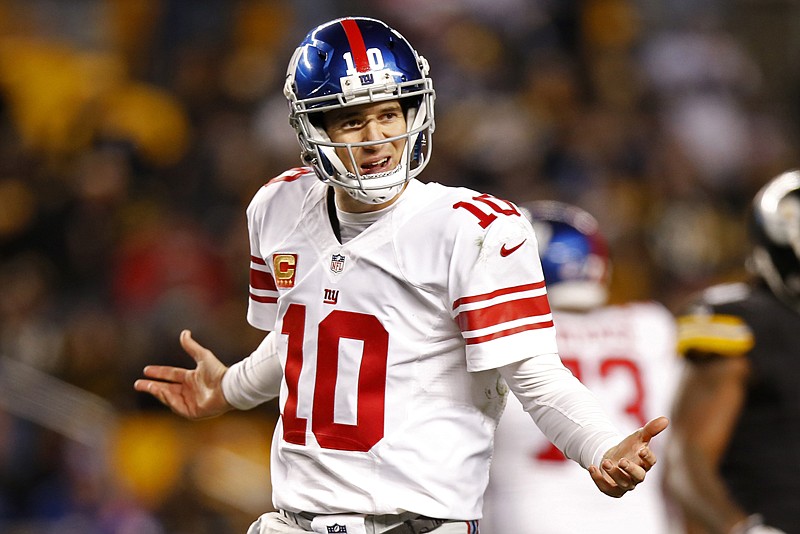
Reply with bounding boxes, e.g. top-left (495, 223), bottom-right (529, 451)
top-left (340, 18), bottom-right (370, 72)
